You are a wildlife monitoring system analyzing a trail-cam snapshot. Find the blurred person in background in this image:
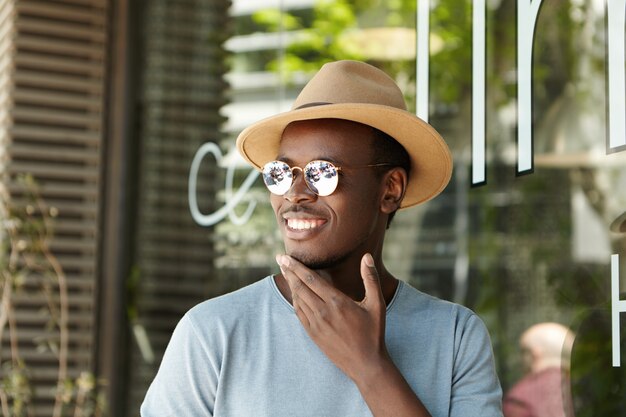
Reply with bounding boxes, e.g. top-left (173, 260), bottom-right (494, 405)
top-left (503, 322), bottom-right (575, 417)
